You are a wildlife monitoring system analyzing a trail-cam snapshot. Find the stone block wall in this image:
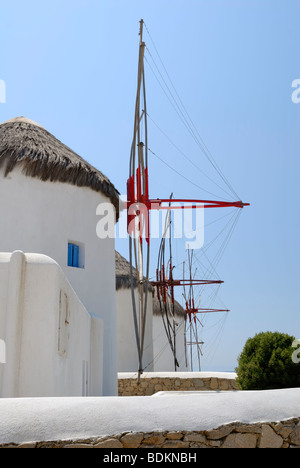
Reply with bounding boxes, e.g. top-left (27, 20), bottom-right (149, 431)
top-left (2, 418), bottom-right (300, 448)
top-left (118, 373), bottom-right (238, 396)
